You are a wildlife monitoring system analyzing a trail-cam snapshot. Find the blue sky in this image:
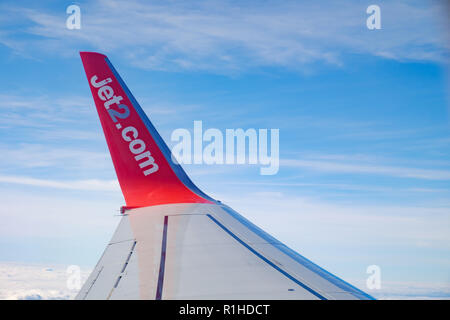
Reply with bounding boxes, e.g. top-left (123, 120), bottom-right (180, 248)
top-left (0, 0), bottom-right (449, 299)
